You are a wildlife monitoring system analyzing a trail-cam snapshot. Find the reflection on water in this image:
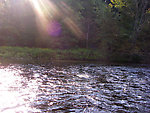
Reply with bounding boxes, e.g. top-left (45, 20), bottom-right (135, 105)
top-left (0, 66), bottom-right (40, 113)
top-left (0, 64), bottom-right (150, 113)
